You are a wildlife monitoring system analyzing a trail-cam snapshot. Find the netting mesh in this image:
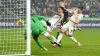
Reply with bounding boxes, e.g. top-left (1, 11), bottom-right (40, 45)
top-left (0, 0), bottom-right (26, 55)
